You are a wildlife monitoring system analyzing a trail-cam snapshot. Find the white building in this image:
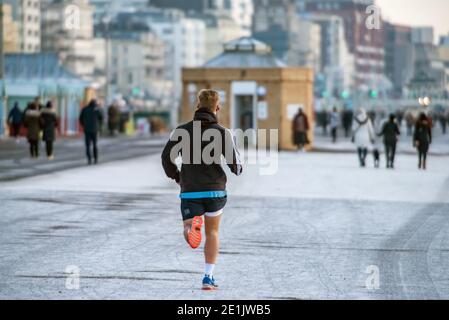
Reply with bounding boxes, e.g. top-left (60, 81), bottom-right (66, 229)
top-left (288, 18), bottom-right (321, 73)
top-left (305, 14), bottom-right (355, 95)
top-left (217, 0), bottom-right (254, 36)
top-left (107, 33), bottom-right (165, 101)
top-left (412, 27), bottom-right (434, 45)
top-left (180, 18), bottom-right (206, 68)
top-left (188, 12), bottom-right (242, 62)
top-left (4, 0), bottom-right (41, 52)
top-left (89, 0), bottom-right (148, 23)
top-left (41, 0), bottom-right (95, 80)
top-left (106, 9), bottom-right (206, 126)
